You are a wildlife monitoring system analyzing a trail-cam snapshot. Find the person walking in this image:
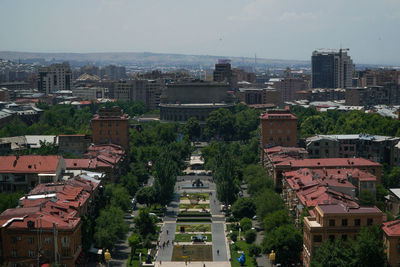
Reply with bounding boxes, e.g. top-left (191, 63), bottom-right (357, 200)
top-left (217, 249), bottom-right (219, 255)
